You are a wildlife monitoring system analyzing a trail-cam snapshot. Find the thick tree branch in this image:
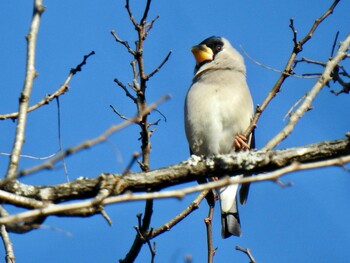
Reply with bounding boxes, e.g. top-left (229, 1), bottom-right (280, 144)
top-left (1, 137), bottom-right (348, 205)
top-left (0, 146), bottom-right (349, 227)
